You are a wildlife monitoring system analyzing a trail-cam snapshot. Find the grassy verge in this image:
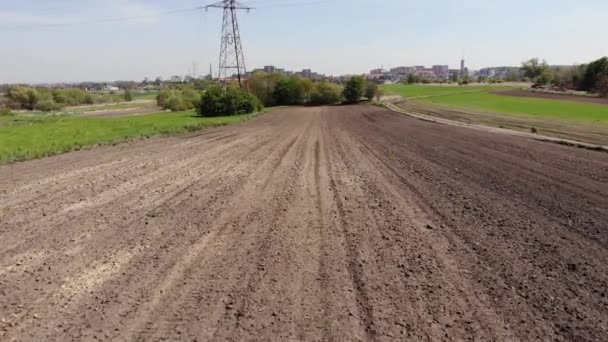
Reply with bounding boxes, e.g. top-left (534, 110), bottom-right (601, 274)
top-left (417, 91), bottom-right (608, 124)
top-left (0, 110), bottom-right (256, 164)
top-left (381, 84), bottom-right (513, 98)
top-left (67, 102), bottom-right (154, 113)
top-left (382, 84), bottom-right (608, 124)
top-left (132, 91), bottom-right (159, 100)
